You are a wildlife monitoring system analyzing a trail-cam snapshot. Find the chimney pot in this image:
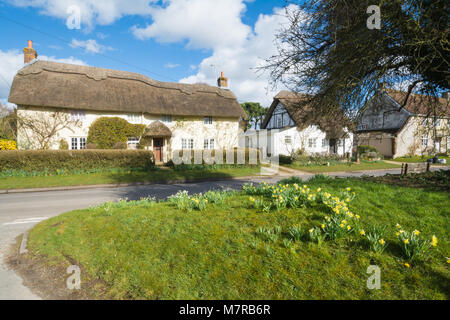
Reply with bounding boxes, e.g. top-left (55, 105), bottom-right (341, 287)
top-left (217, 72), bottom-right (228, 88)
top-left (24, 40), bottom-right (38, 64)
